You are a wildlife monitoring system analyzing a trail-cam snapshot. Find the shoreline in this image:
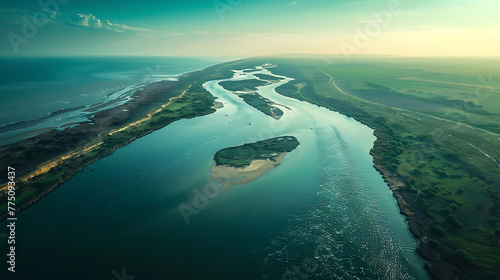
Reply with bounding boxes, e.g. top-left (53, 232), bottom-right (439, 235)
top-left (0, 134), bottom-right (140, 222)
top-left (0, 56), bottom-right (259, 221)
top-left (210, 153), bottom-right (287, 189)
top-left (0, 61), bottom-right (229, 148)
top-left (372, 162), bottom-right (457, 280)
top-left (0, 60), bottom-right (239, 221)
top-left (266, 58), bottom-right (467, 280)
